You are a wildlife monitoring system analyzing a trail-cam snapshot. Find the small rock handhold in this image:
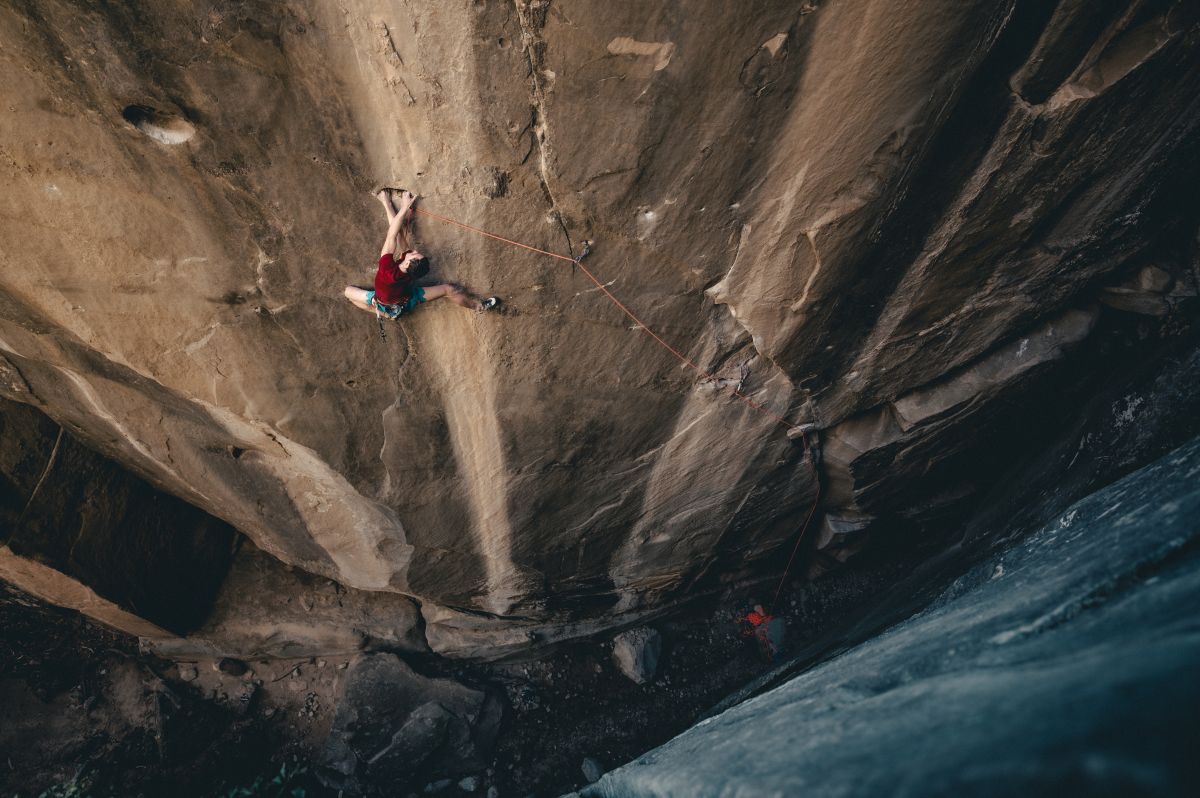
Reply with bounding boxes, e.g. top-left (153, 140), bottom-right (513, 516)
top-left (458, 775), bottom-right (479, 792)
top-left (582, 757), bottom-right (604, 783)
top-left (179, 665), bottom-right (198, 682)
top-left (482, 167), bottom-right (509, 199)
top-left (121, 104), bottom-right (195, 144)
top-left (612, 627), bottom-right (662, 684)
top-left (486, 787), bottom-right (499, 798)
